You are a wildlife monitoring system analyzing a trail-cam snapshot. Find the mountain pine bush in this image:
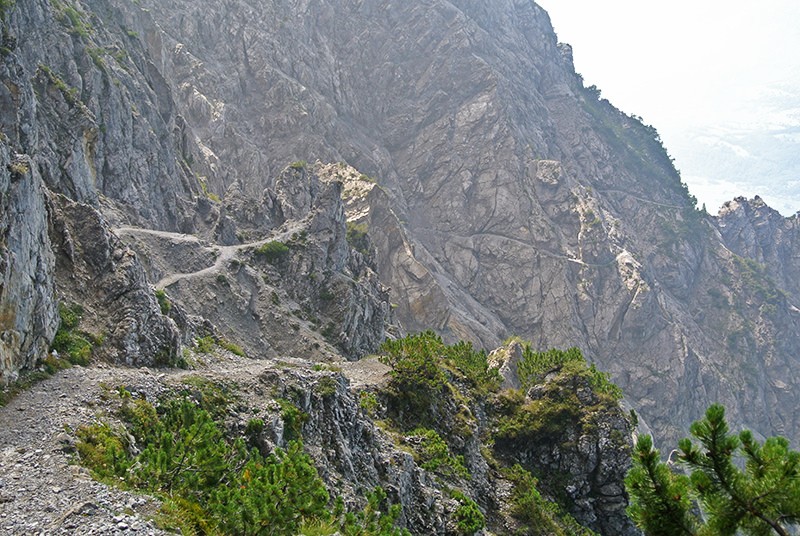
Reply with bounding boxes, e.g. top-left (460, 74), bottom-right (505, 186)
top-left (626, 403), bottom-right (800, 536)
